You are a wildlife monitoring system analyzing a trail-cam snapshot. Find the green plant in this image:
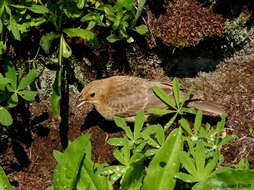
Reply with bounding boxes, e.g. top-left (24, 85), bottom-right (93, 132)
top-left (148, 78), bottom-right (196, 131)
top-left (175, 111), bottom-right (237, 189)
top-left (0, 60), bottom-right (37, 126)
top-left (0, 165), bottom-right (13, 190)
